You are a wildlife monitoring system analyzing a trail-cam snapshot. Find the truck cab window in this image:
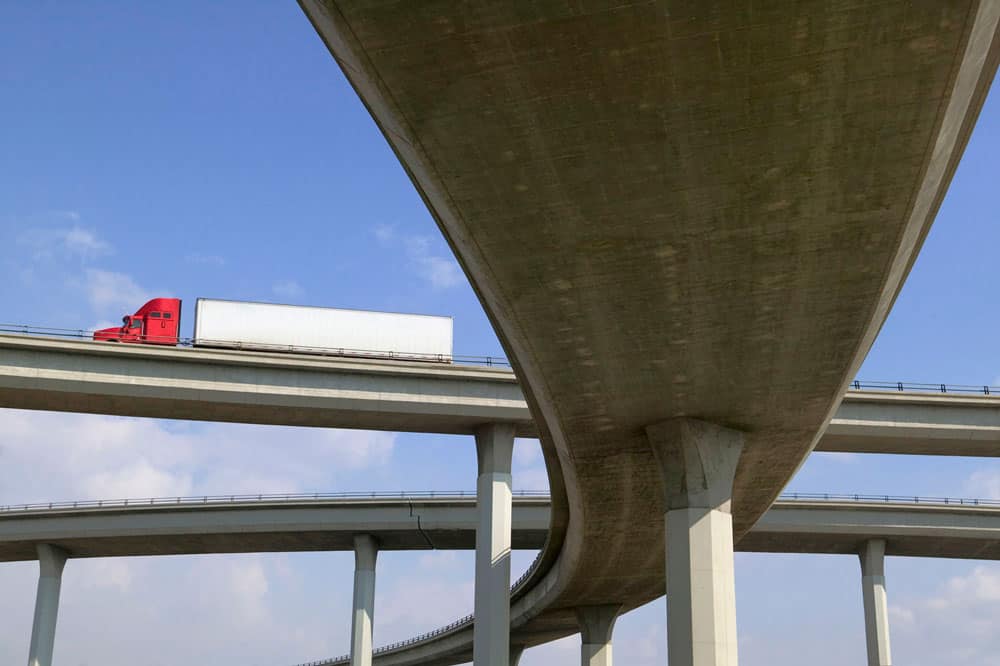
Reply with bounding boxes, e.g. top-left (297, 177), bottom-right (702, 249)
top-left (162, 312), bottom-right (172, 319)
top-left (131, 319), bottom-right (142, 329)
top-left (150, 312), bottom-right (161, 318)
